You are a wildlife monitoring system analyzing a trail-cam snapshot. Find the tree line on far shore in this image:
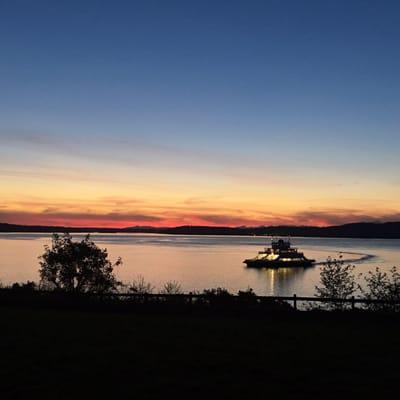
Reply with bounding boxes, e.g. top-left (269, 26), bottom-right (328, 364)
top-left (2, 233), bottom-right (400, 311)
